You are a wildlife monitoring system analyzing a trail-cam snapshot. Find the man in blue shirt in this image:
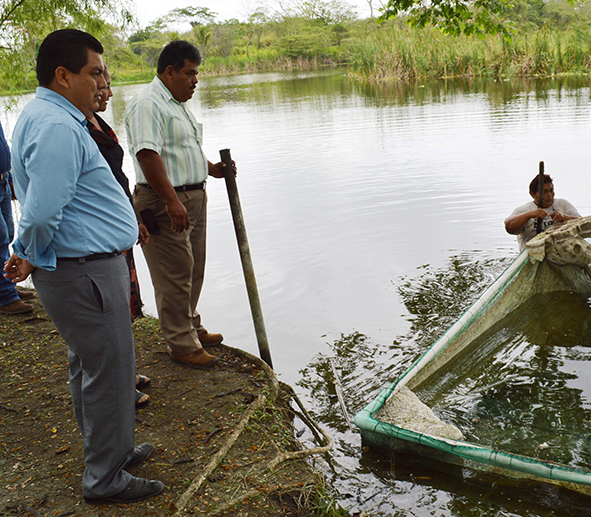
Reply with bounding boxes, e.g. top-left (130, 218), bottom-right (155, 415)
top-left (0, 121), bottom-right (34, 315)
top-left (4, 29), bottom-right (163, 504)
